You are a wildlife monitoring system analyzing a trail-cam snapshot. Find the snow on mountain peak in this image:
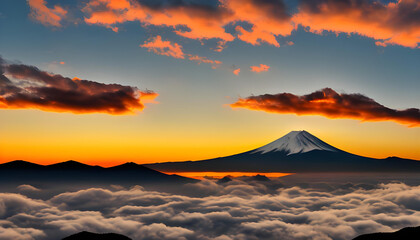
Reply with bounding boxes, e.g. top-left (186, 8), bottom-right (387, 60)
top-left (252, 130), bottom-right (339, 155)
